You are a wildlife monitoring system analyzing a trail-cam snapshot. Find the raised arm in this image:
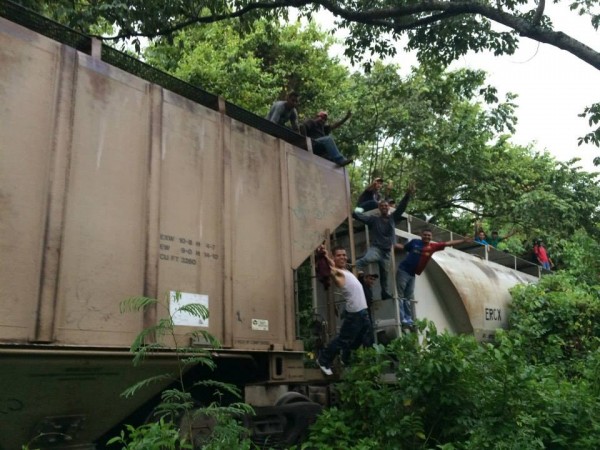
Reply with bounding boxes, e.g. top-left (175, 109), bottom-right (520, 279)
top-left (392, 182), bottom-right (415, 220)
top-left (445, 237), bottom-right (473, 247)
top-left (330, 110), bottom-right (352, 131)
top-left (317, 245), bottom-right (346, 288)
